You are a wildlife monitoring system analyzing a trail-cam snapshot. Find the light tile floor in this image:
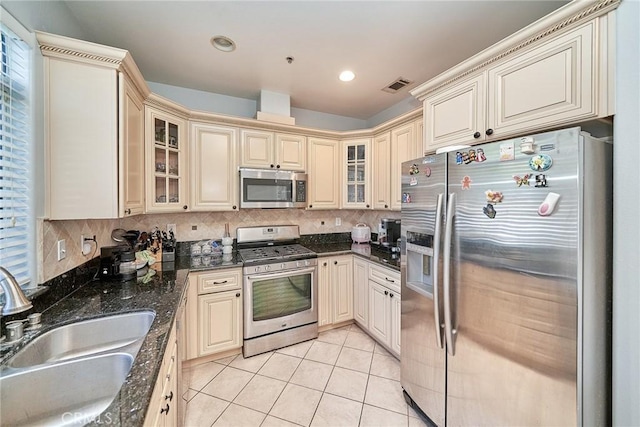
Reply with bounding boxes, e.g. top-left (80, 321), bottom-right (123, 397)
top-left (183, 324), bottom-right (428, 427)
